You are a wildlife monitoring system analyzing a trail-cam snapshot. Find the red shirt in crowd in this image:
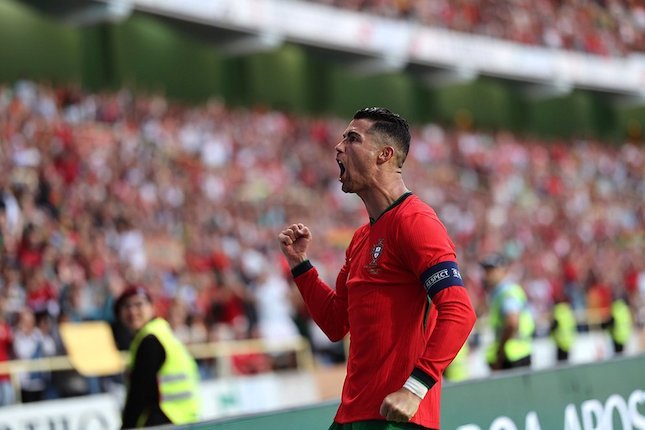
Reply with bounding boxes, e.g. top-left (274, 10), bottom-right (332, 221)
top-left (0, 322), bottom-right (13, 381)
top-left (292, 193), bottom-right (475, 429)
